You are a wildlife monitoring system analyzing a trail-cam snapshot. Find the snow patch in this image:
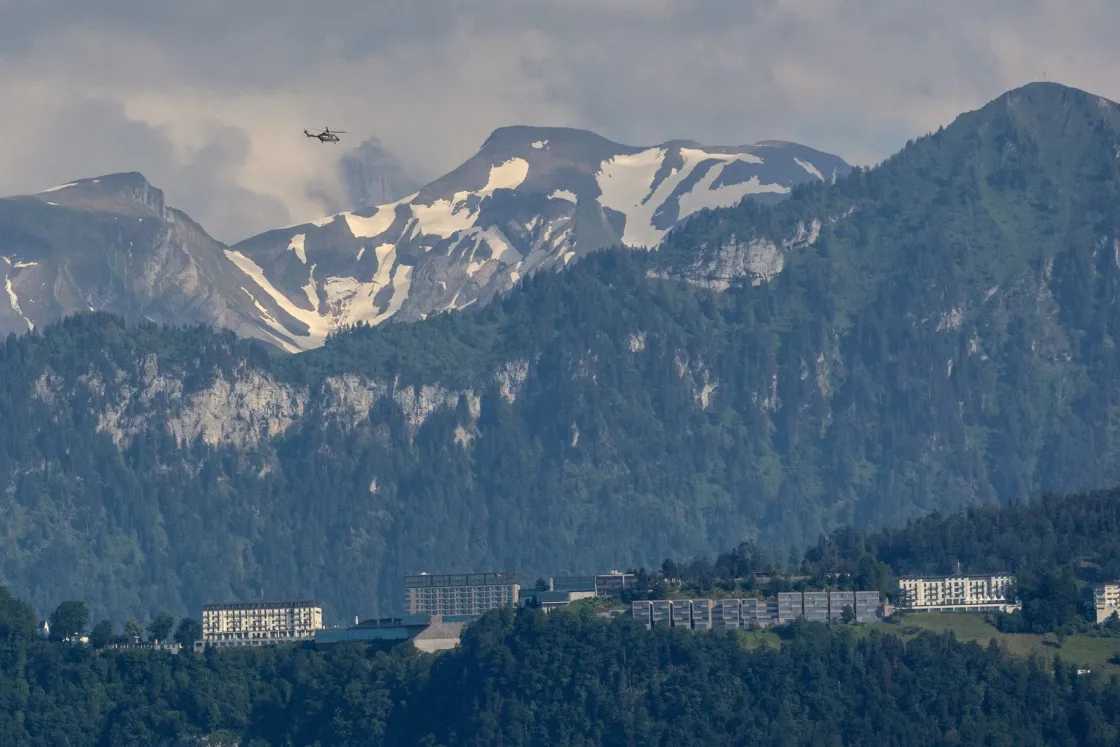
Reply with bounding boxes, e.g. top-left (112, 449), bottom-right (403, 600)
top-left (4, 272), bottom-right (33, 331)
top-left (549, 189), bottom-right (578, 202)
top-left (226, 249), bottom-right (330, 350)
top-left (409, 158), bottom-right (530, 240)
top-left (596, 147), bottom-right (784, 249)
top-left (239, 287), bottom-right (297, 352)
top-left (410, 197), bottom-right (475, 239)
top-left (371, 264), bottom-right (413, 325)
top-left (474, 226), bottom-right (522, 264)
top-left (531, 140), bottom-right (548, 149)
top-left (39, 182), bottom-right (77, 193)
top-left (356, 246), bottom-right (366, 262)
top-left (302, 265), bottom-right (319, 312)
top-left (287, 234), bottom-right (307, 264)
top-left (481, 158), bottom-right (530, 194)
top-left (793, 157), bottom-right (825, 181)
top-left (676, 167), bottom-right (788, 222)
top-left (345, 202), bottom-right (403, 239)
